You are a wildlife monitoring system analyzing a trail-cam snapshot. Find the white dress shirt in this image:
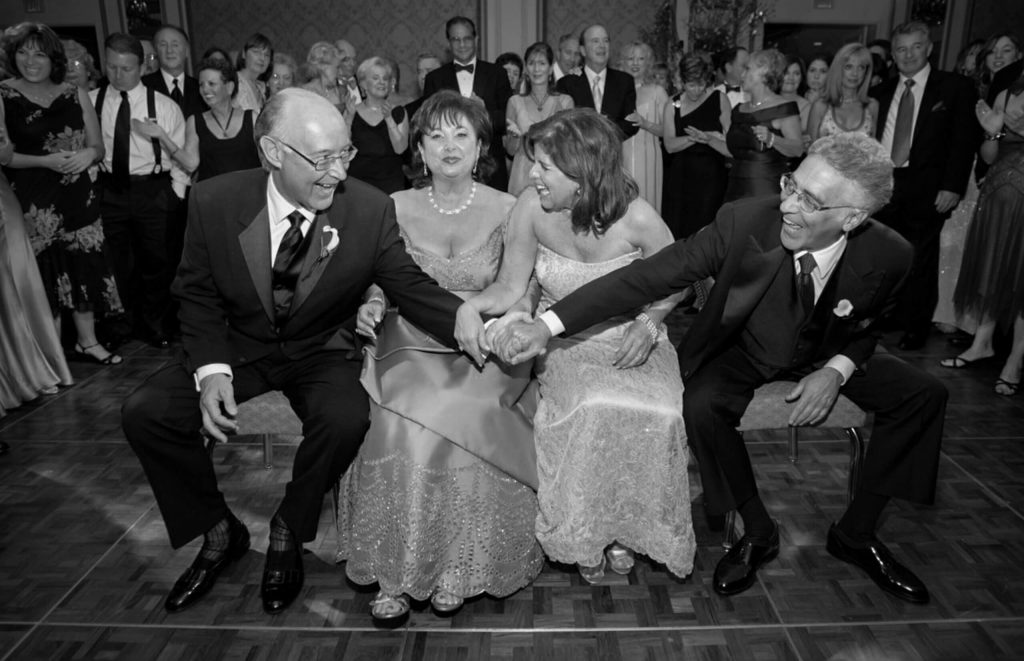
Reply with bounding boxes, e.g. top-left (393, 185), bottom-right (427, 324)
top-left (89, 81), bottom-right (188, 196)
top-left (455, 57), bottom-right (477, 98)
top-left (880, 64), bottom-right (930, 167)
top-left (195, 174), bottom-right (314, 385)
